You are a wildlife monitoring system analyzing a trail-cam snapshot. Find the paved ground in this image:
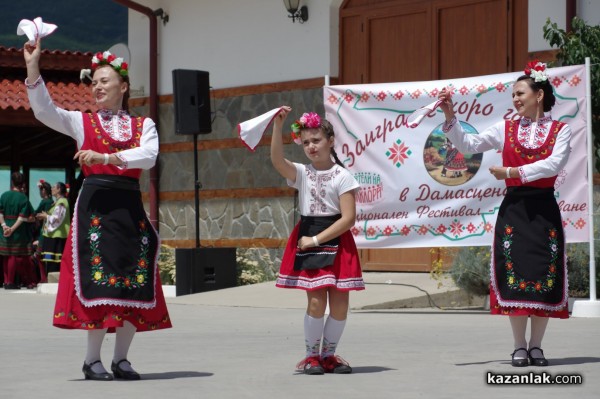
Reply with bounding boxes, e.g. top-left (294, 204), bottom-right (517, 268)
top-left (1, 274), bottom-right (599, 399)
